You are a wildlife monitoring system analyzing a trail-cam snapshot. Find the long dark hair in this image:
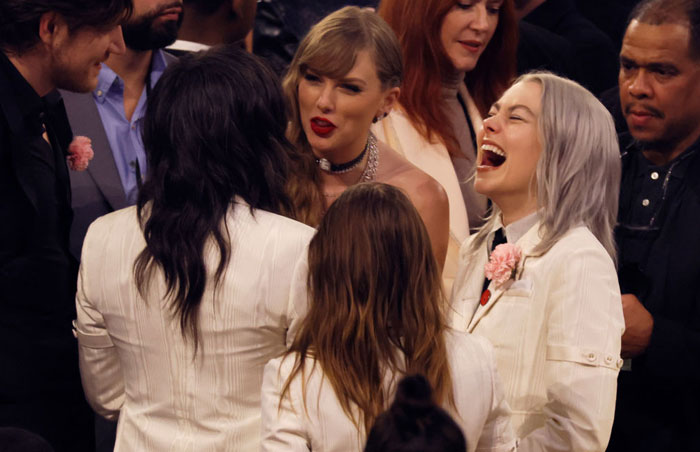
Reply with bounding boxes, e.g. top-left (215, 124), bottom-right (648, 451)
top-left (282, 183), bottom-right (453, 434)
top-left (134, 45), bottom-right (296, 349)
